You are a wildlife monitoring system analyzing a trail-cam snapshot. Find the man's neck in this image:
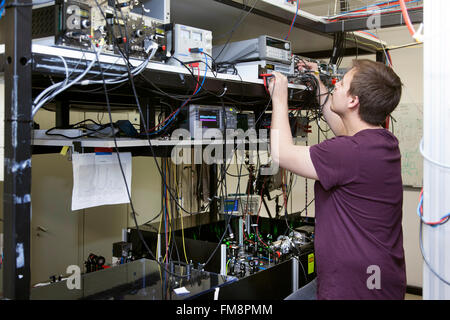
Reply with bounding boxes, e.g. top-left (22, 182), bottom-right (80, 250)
top-left (341, 116), bottom-right (383, 136)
